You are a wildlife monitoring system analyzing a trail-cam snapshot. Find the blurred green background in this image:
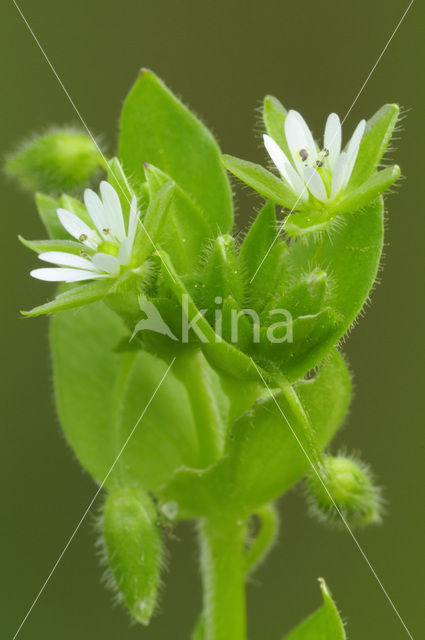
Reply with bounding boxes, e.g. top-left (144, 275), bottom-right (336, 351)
top-left (1, 1), bottom-right (423, 638)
